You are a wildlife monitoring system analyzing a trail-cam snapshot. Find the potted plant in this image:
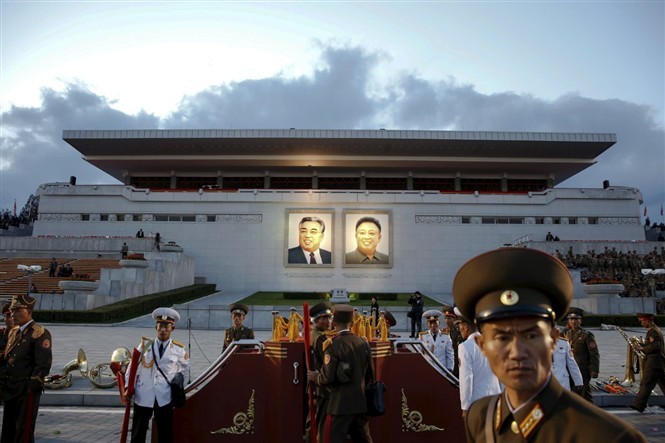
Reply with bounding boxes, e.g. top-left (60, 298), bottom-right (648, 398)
top-left (119, 253), bottom-right (150, 268)
top-left (161, 241), bottom-right (183, 252)
top-left (59, 274), bottom-right (99, 292)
